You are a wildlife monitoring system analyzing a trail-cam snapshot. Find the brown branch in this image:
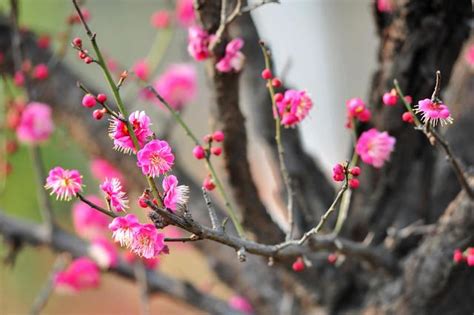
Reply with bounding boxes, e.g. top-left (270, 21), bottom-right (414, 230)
top-left (209, 0), bottom-right (242, 51)
top-left (145, 200), bottom-right (398, 273)
top-left (0, 210), bottom-right (244, 315)
top-left (29, 255), bottom-right (67, 315)
top-left (240, 0), bottom-right (280, 13)
top-left (393, 77), bottom-right (474, 200)
top-left (196, 0), bottom-right (285, 245)
top-left (77, 193), bottom-right (118, 218)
